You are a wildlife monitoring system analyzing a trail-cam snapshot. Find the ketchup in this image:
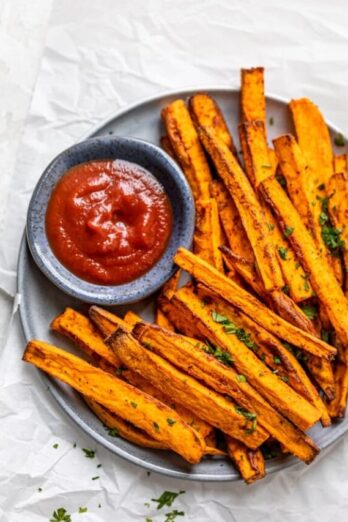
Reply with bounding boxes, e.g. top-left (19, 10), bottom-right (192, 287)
top-left (46, 159), bottom-right (172, 285)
